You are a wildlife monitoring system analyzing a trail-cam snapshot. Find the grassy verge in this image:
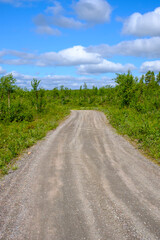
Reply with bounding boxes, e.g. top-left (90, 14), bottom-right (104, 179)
top-left (101, 105), bottom-right (160, 165)
top-left (0, 105), bottom-right (70, 175)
